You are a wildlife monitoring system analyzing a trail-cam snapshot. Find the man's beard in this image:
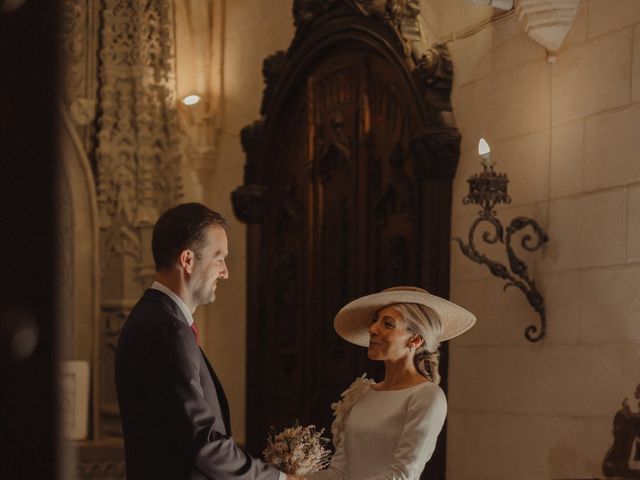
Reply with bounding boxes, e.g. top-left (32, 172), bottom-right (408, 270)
top-left (191, 279), bottom-right (216, 306)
